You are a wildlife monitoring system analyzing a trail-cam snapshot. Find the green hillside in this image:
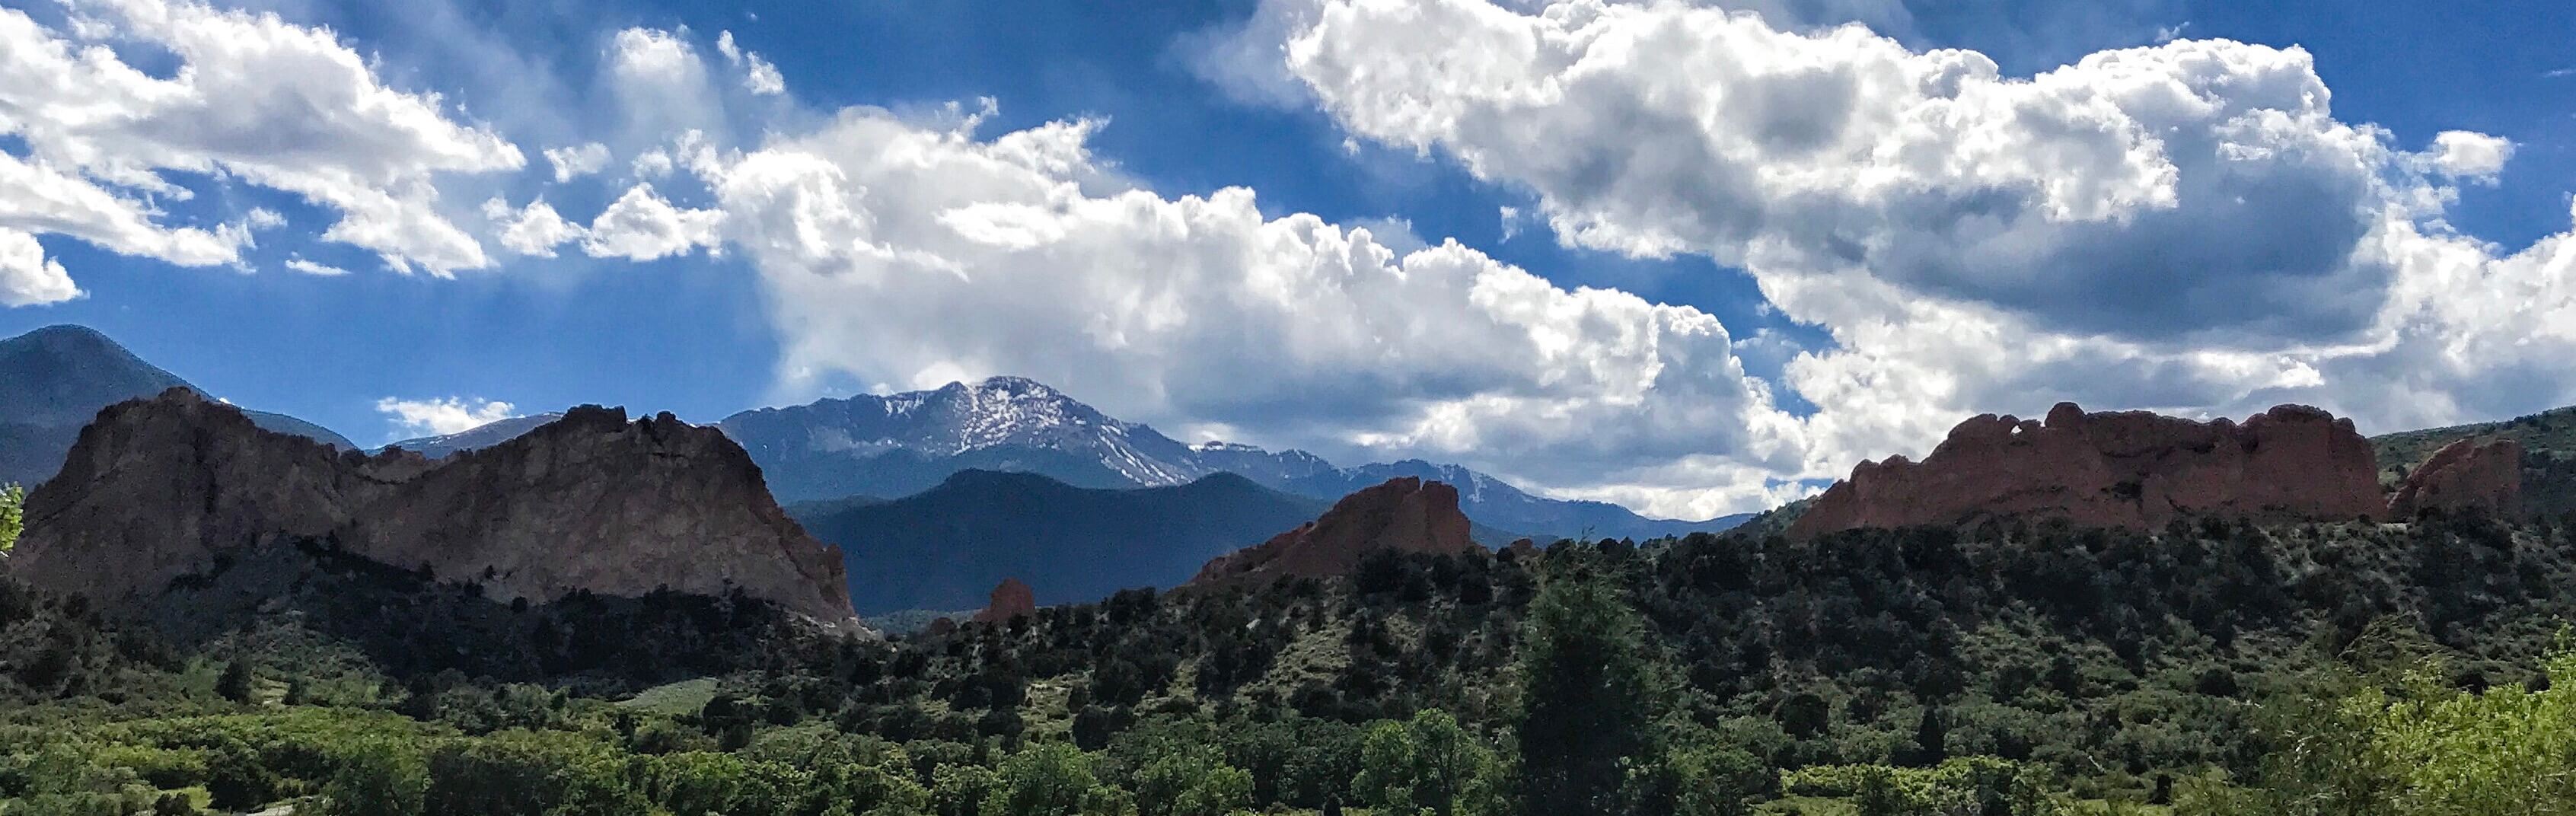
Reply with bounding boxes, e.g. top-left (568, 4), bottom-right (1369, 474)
top-left (2370, 404), bottom-right (2576, 516)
